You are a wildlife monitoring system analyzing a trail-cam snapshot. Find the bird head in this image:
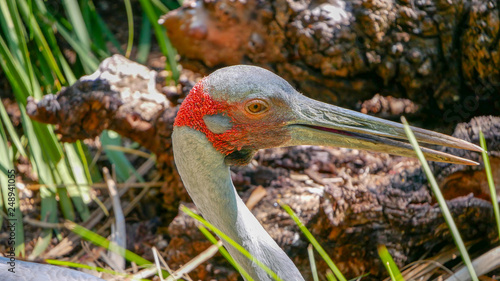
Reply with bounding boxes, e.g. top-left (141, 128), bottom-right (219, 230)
top-left (174, 65), bottom-right (481, 165)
